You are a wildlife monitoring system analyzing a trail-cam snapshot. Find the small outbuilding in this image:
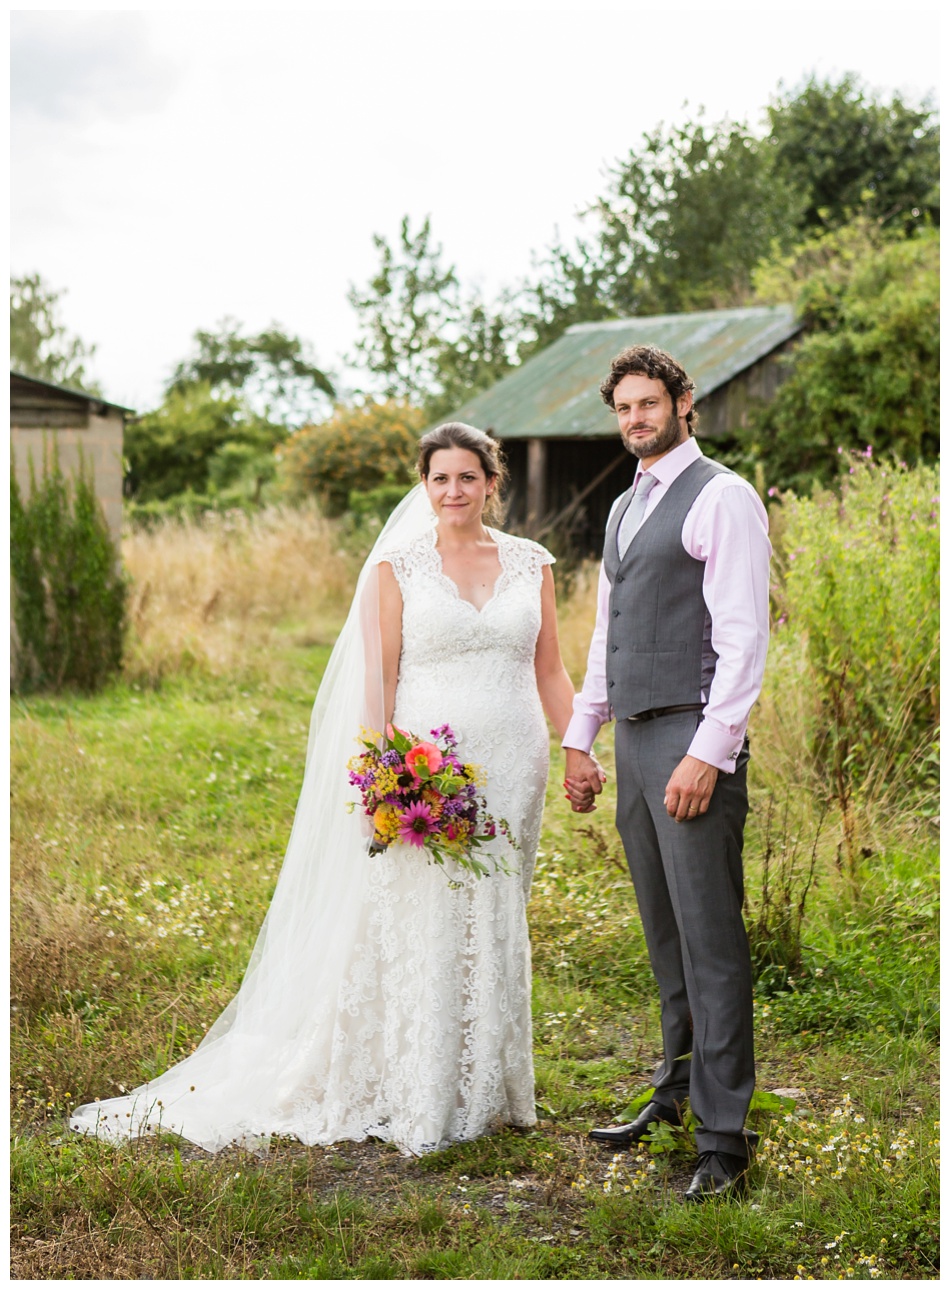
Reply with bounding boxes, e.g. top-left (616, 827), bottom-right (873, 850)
top-left (10, 371), bottom-right (133, 545)
top-left (443, 304), bottom-right (802, 551)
